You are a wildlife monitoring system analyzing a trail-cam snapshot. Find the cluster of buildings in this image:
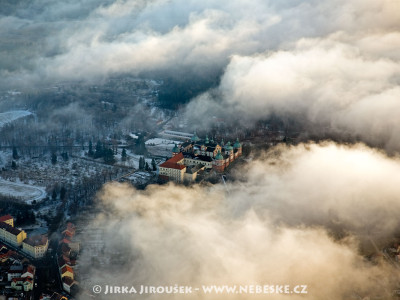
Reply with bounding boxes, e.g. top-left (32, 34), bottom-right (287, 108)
top-left (0, 242), bottom-right (36, 297)
top-left (57, 222), bottom-right (79, 295)
top-left (8, 263), bottom-right (35, 292)
top-left (0, 215), bottom-right (48, 259)
top-left (0, 215), bottom-right (26, 248)
top-left (159, 133), bottom-right (242, 183)
top-left (0, 215), bottom-right (49, 259)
